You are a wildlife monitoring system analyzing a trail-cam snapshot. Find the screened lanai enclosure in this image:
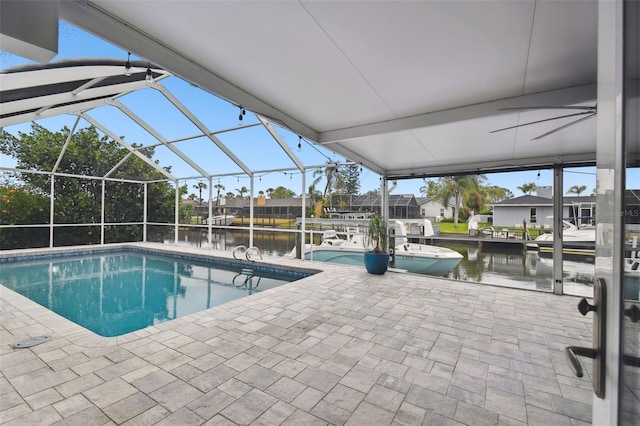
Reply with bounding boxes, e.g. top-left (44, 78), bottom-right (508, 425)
top-left (0, 59), bottom-right (357, 251)
top-left (1, 3), bottom-right (639, 422)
